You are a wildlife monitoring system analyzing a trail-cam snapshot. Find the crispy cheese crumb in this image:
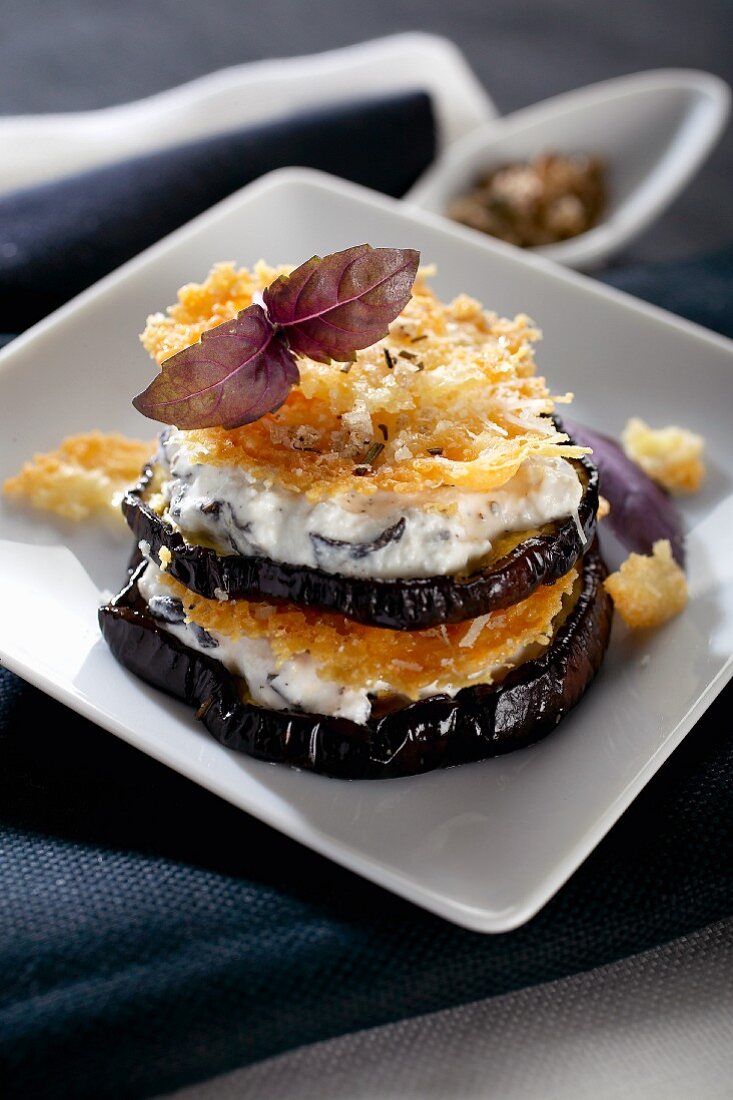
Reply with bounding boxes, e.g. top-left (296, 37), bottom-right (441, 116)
top-left (622, 417), bottom-right (705, 494)
top-left (158, 545), bottom-right (172, 571)
top-left (603, 540), bottom-right (687, 629)
top-left (158, 566), bottom-right (578, 699)
top-left (3, 431), bottom-right (154, 525)
top-left (597, 495), bottom-right (610, 520)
